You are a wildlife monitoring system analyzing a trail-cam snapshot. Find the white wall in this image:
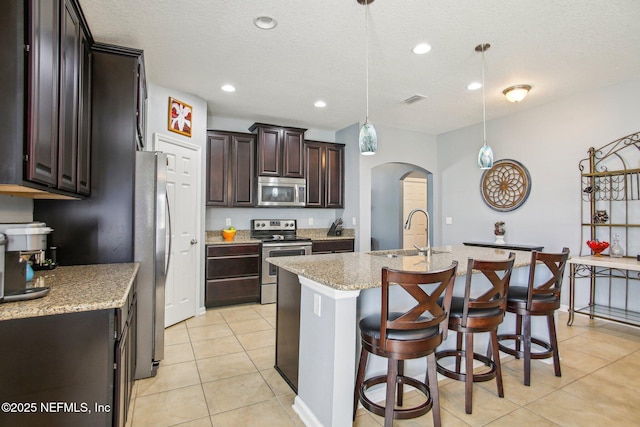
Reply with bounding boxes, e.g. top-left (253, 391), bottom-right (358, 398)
top-left (146, 83), bottom-right (208, 313)
top-left (438, 77), bottom-right (640, 256)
